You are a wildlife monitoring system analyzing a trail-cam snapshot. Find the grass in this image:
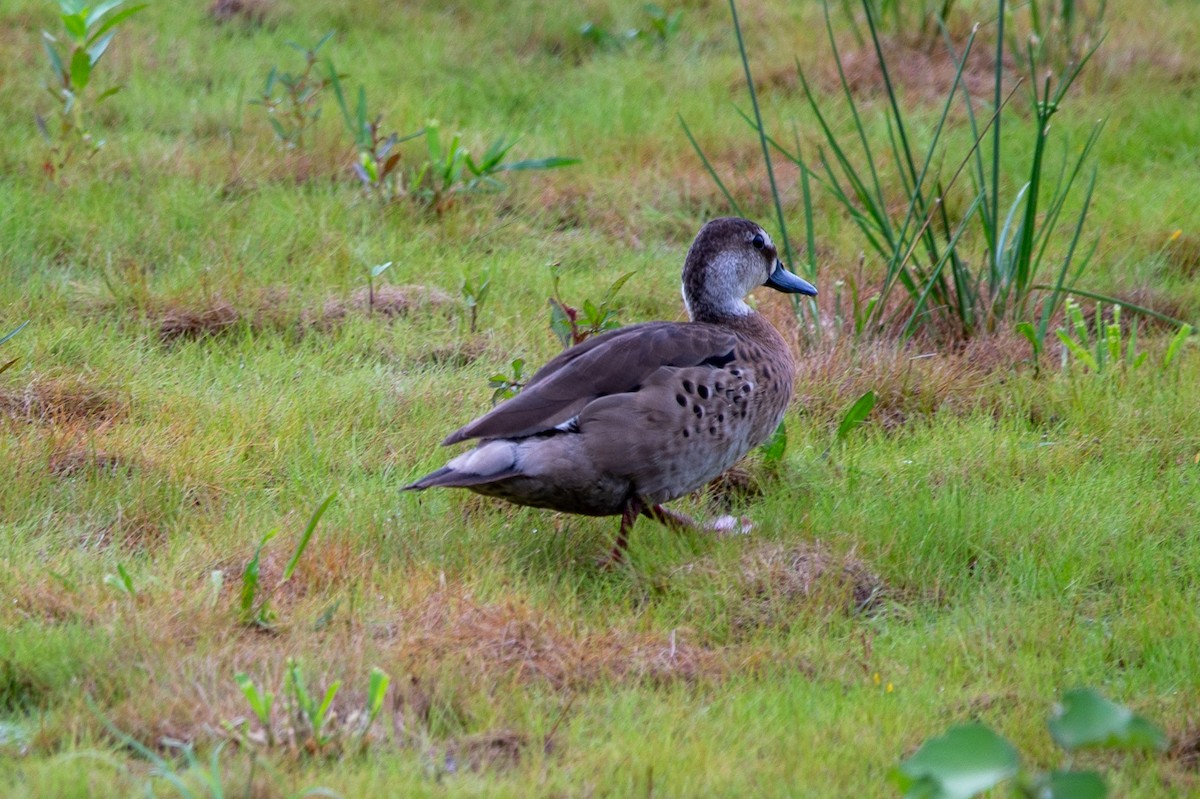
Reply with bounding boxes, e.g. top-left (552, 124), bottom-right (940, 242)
top-left (2, 0), bottom-right (1199, 796)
